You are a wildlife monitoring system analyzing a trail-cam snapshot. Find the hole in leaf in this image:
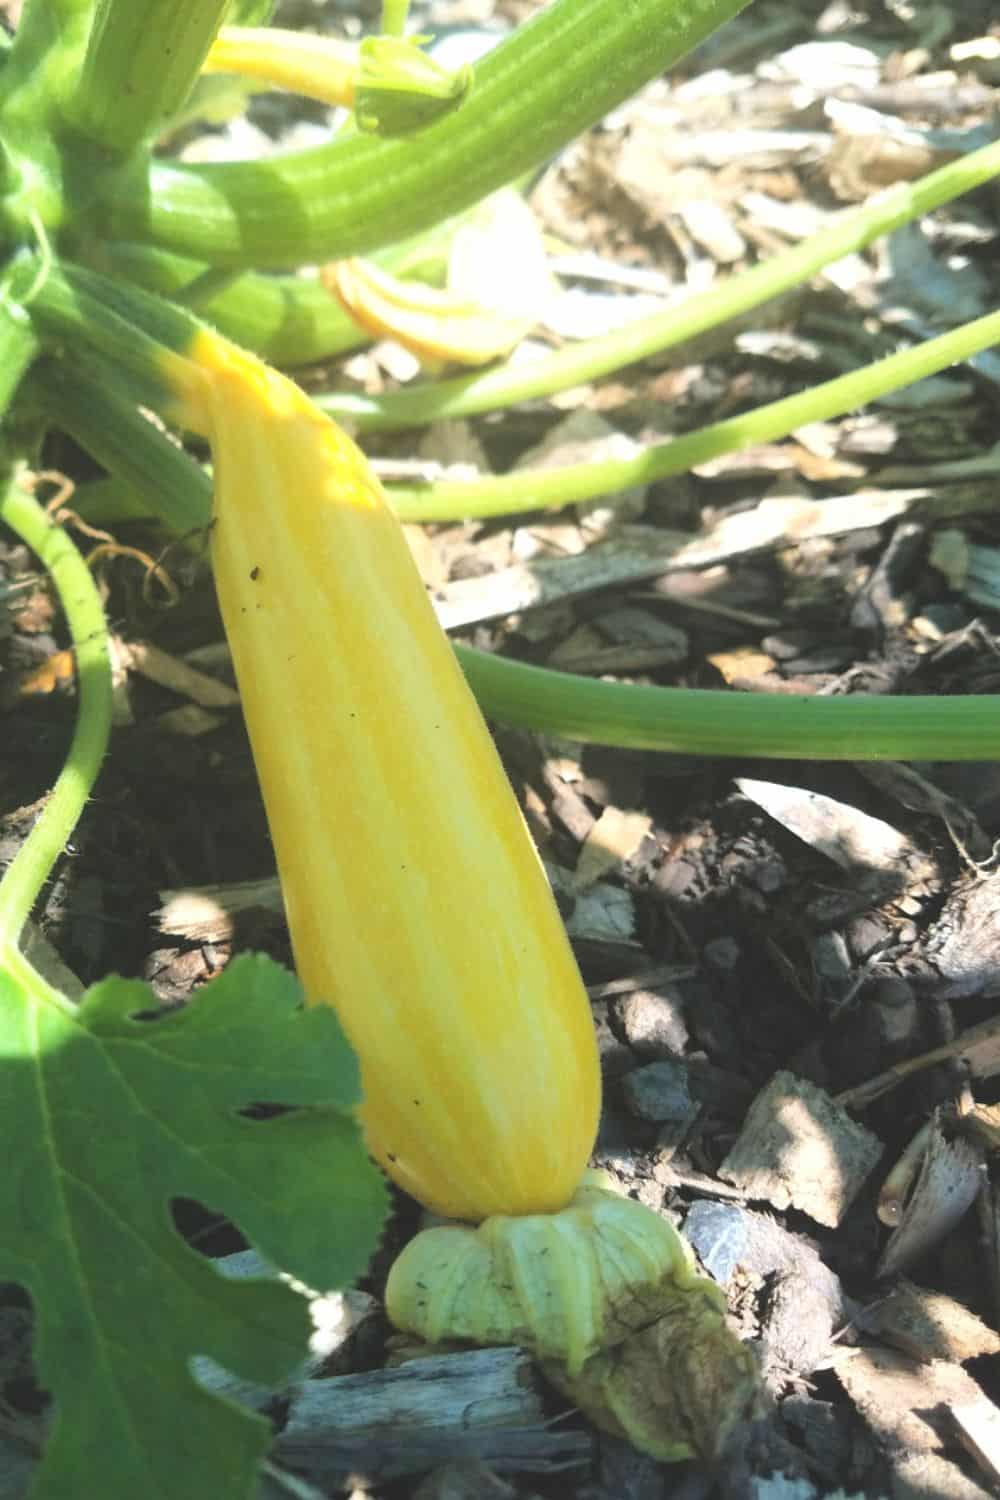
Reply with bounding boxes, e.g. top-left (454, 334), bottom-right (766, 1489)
top-left (170, 1198), bottom-right (246, 1259)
